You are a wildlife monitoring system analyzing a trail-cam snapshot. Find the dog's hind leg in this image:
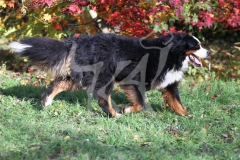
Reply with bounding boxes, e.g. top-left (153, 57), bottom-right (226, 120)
top-left (120, 85), bottom-right (145, 114)
top-left (161, 83), bottom-right (188, 115)
top-left (98, 94), bottom-right (122, 117)
top-left (41, 77), bottom-right (77, 108)
top-left (96, 81), bottom-right (121, 117)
